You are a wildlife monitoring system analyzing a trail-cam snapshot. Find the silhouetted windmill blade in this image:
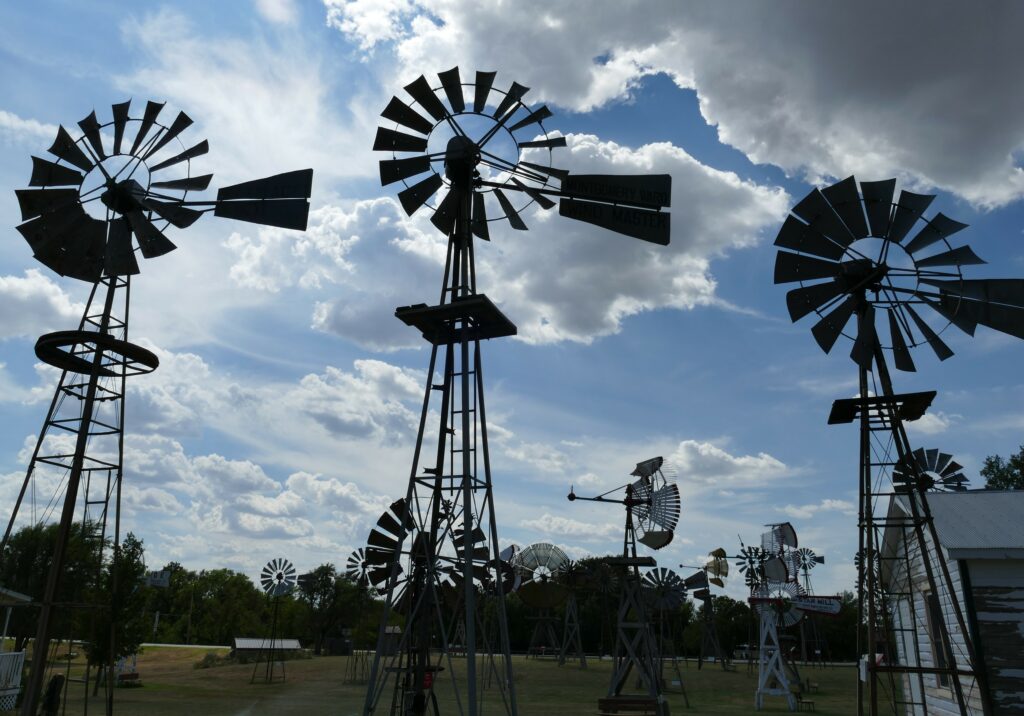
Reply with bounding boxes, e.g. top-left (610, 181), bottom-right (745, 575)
top-left (77, 111), bottom-right (106, 160)
top-left (888, 190), bottom-right (935, 243)
top-left (510, 178), bottom-right (555, 210)
top-left (217, 168), bottom-right (314, 201)
top-left (810, 295), bottom-right (856, 354)
top-left (438, 66), bottom-right (465, 113)
top-left (473, 70), bottom-right (496, 112)
top-left (493, 188), bottom-right (527, 230)
top-left (213, 198), bottom-right (310, 230)
top-left (509, 106), bottom-right (553, 133)
top-left (380, 156), bottom-right (434, 186)
top-left (148, 139), bottom-right (209, 172)
top-left (519, 137), bottom-right (567, 149)
top-left (493, 81), bottom-right (529, 119)
top-left (786, 280), bottom-right (845, 322)
top-left (48, 126), bottom-right (94, 172)
top-left (405, 74), bottom-right (452, 122)
top-left (775, 216), bottom-right (847, 261)
top-left (111, 100), bottom-right (130, 153)
top-left (471, 193), bottom-right (489, 241)
top-left (791, 188), bottom-right (856, 248)
top-left (125, 211), bottom-right (177, 258)
top-left (887, 308), bottom-right (916, 372)
top-left (559, 198), bottom-right (670, 245)
top-left (130, 100), bottom-right (166, 155)
top-left (915, 245), bottom-right (986, 268)
top-left (150, 174), bottom-right (214, 192)
top-left (374, 126), bottom-right (430, 153)
top-left (29, 157), bottom-right (85, 187)
top-left (398, 174), bottom-right (444, 216)
top-left (903, 303), bottom-right (954, 361)
top-left (431, 187), bottom-right (460, 235)
top-left (903, 213), bottom-right (969, 255)
top-left (860, 178), bottom-right (895, 237)
top-left (642, 567), bottom-right (686, 610)
top-left (105, 217), bottom-right (140, 276)
top-left (894, 446), bottom-right (970, 493)
top-left (139, 198), bottom-right (204, 229)
top-left (142, 110), bottom-right (194, 159)
top-left (849, 301), bottom-right (877, 370)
